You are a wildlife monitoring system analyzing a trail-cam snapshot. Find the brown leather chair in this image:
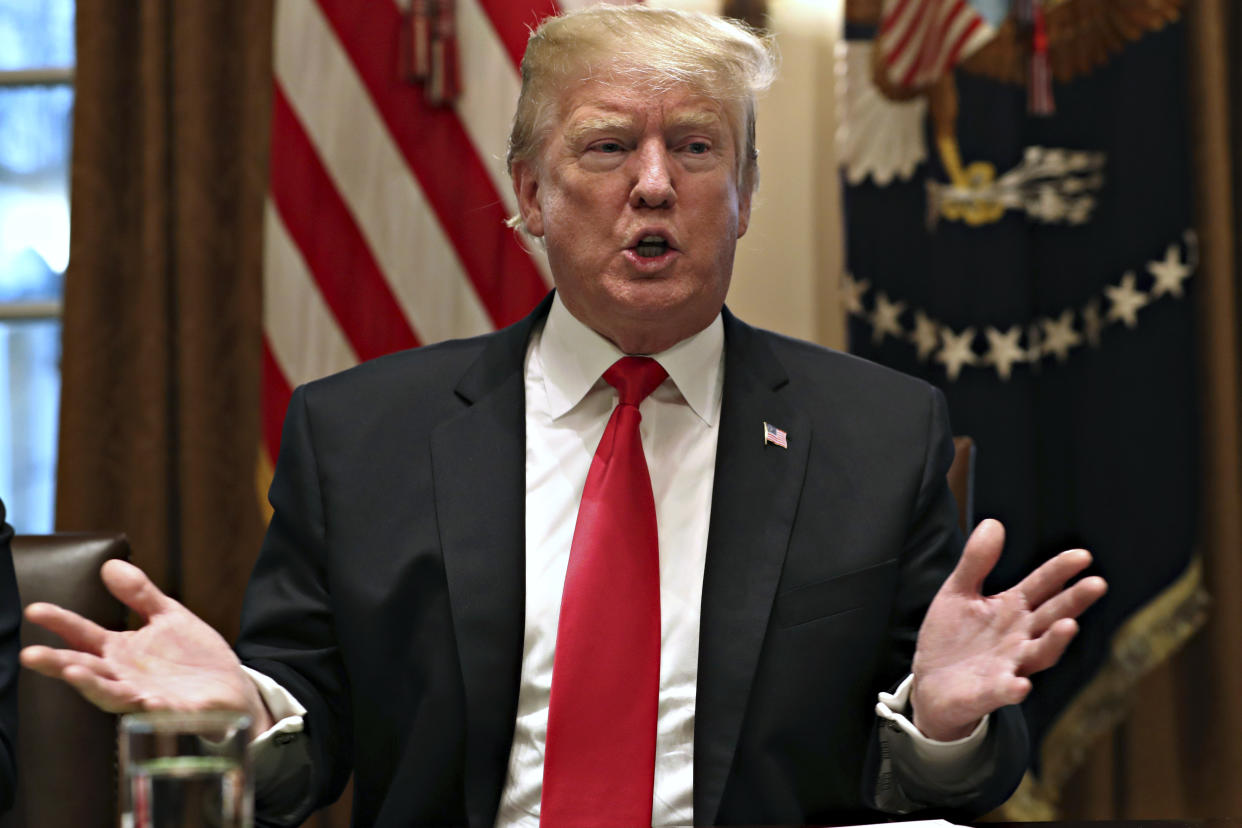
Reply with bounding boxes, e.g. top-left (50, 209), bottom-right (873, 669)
top-left (948, 436), bottom-right (976, 535)
top-left (1, 534), bottom-right (129, 828)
